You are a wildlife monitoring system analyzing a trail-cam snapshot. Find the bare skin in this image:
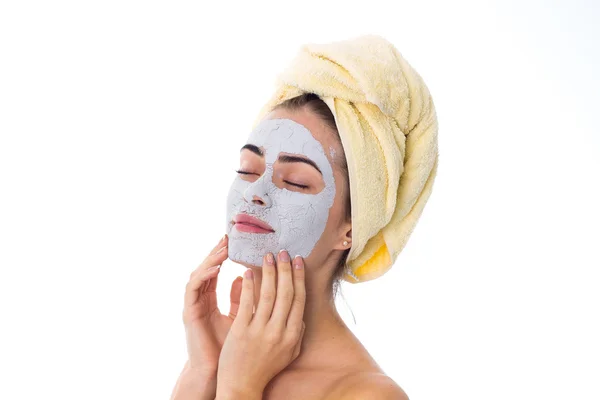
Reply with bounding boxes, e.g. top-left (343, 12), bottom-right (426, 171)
top-left (173, 106), bottom-right (407, 400)
top-left (226, 107), bottom-right (407, 399)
